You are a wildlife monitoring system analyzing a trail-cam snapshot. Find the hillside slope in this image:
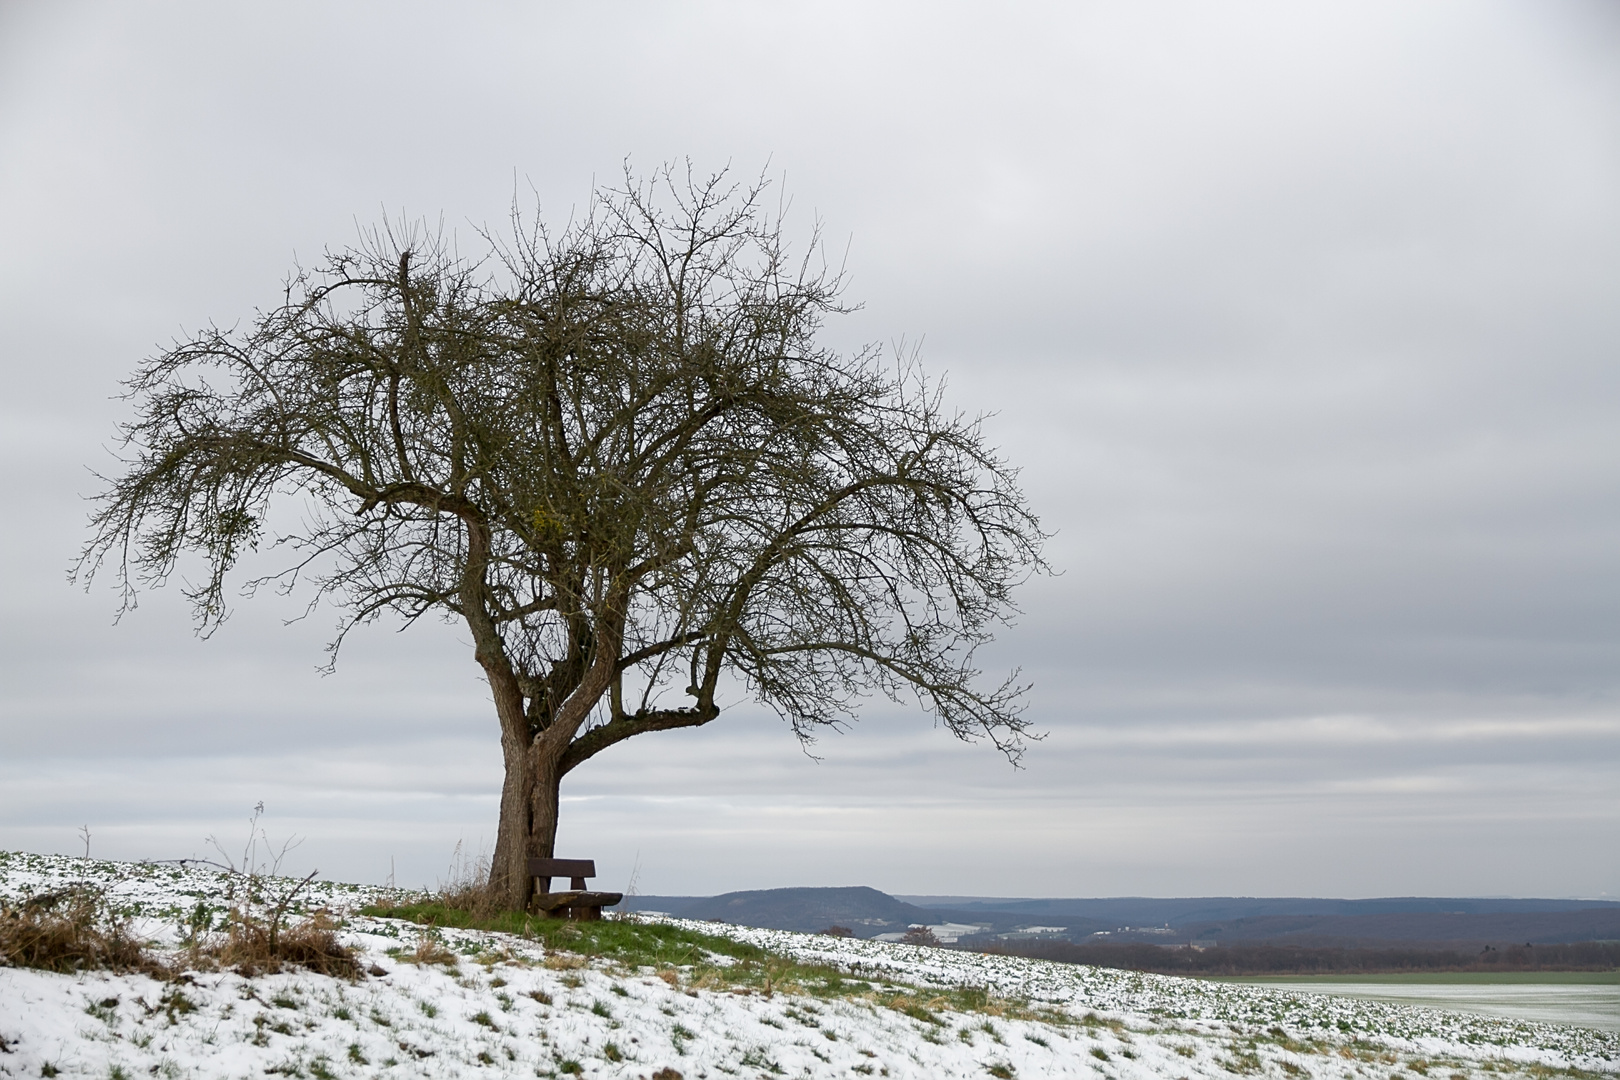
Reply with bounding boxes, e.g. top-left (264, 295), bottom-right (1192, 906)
top-left (2, 852), bottom-right (1617, 1080)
